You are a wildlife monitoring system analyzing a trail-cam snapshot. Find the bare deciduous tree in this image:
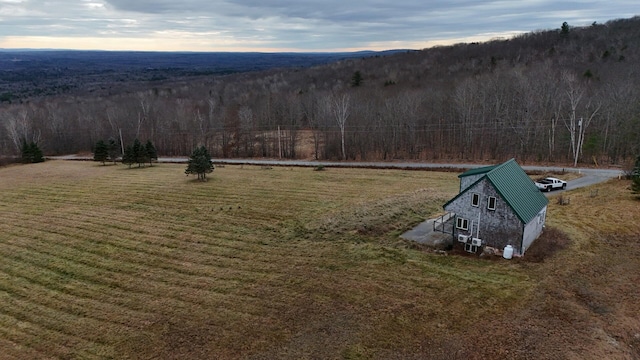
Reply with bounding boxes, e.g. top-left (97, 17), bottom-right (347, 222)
top-left (328, 93), bottom-right (350, 160)
top-left (2, 108), bottom-right (39, 154)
